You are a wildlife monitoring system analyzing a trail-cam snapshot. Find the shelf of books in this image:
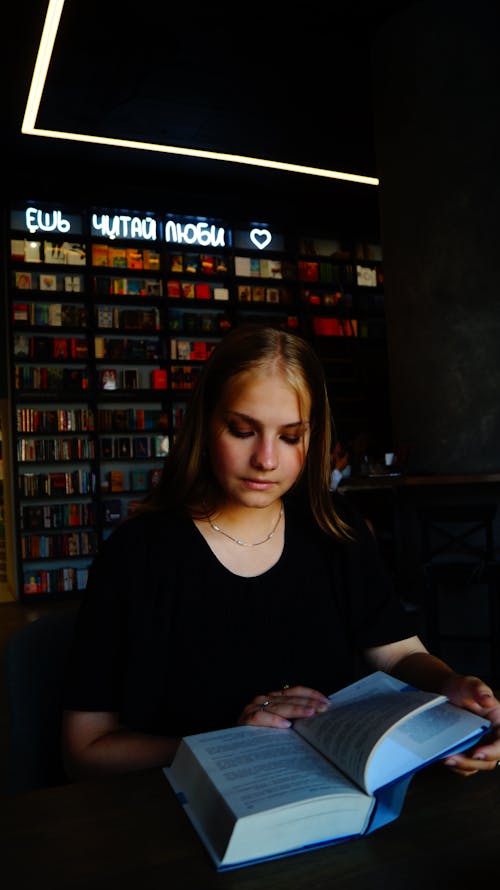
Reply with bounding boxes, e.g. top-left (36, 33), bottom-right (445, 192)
top-left (6, 203), bottom-right (388, 600)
